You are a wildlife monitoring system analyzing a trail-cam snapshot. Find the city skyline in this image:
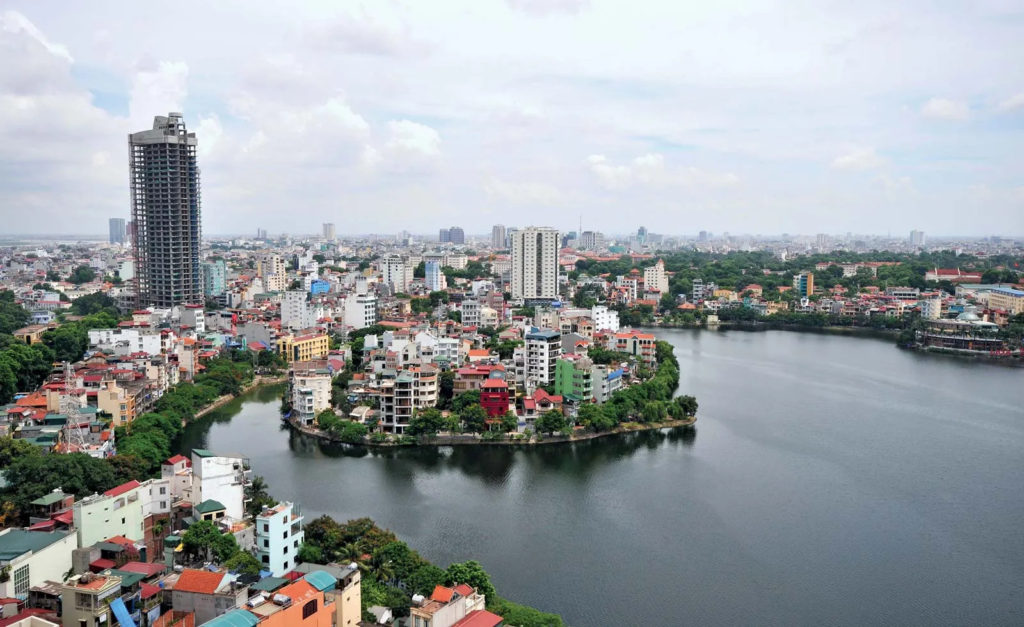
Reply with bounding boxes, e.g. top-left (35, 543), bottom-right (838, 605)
top-left (0, 3), bottom-right (1023, 236)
